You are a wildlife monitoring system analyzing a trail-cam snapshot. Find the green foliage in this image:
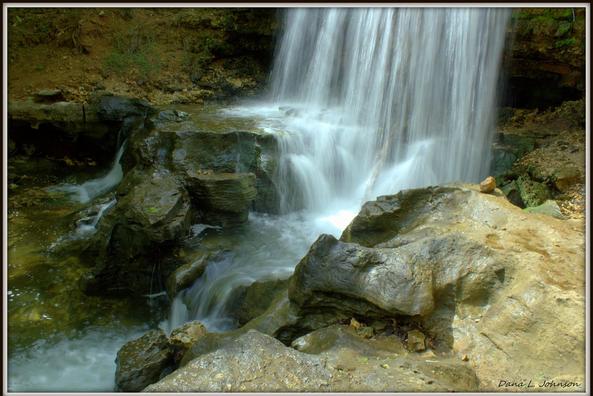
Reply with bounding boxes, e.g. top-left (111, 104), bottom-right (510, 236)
top-left (103, 25), bottom-right (161, 79)
top-left (554, 37), bottom-right (577, 48)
